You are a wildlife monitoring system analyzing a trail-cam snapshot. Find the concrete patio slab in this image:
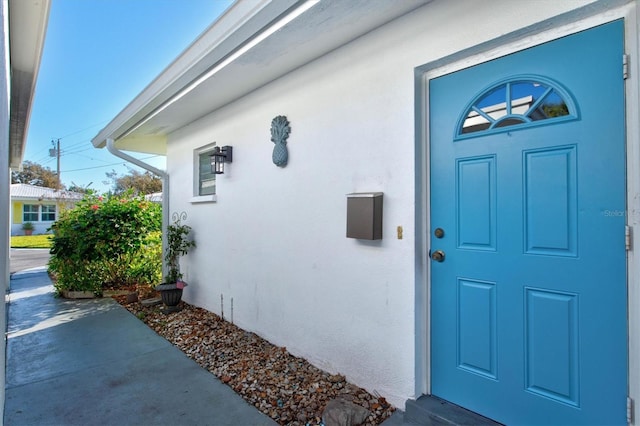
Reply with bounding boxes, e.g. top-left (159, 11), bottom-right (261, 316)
top-left (5, 268), bottom-right (276, 426)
